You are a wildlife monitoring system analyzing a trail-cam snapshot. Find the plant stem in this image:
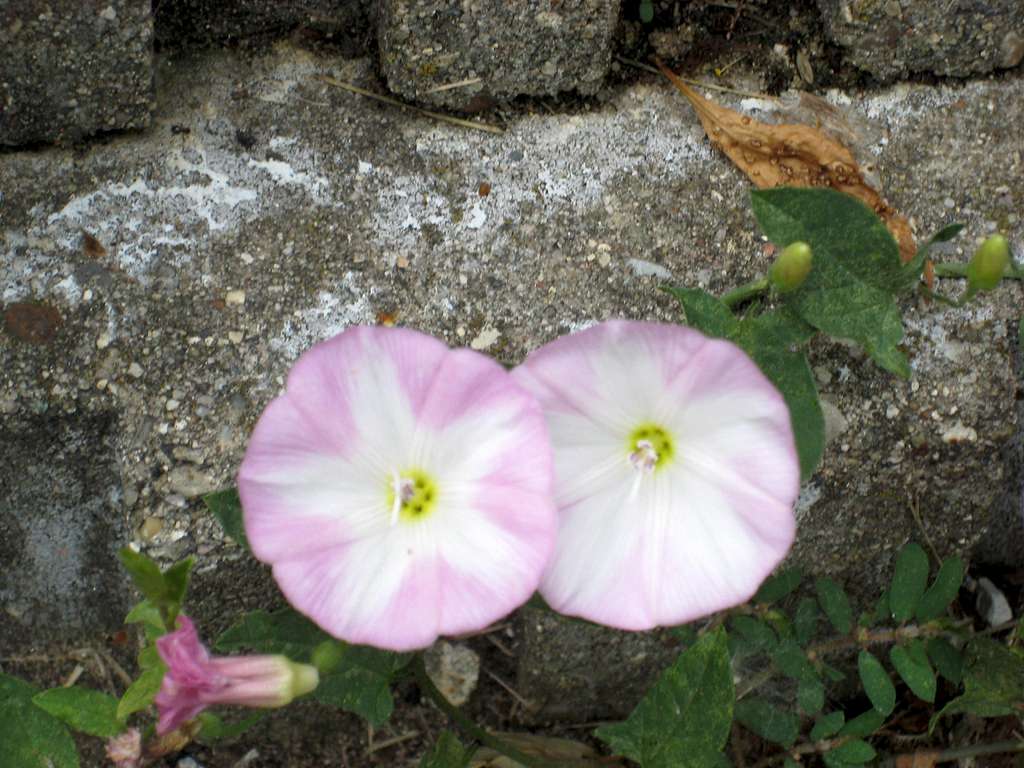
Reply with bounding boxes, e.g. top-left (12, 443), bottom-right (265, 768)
top-left (877, 739), bottom-right (1024, 766)
top-left (933, 262), bottom-right (1024, 279)
top-left (804, 620), bottom-right (969, 660)
top-left (722, 276), bottom-right (770, 308)
top-left (411, 655), bottom-right (555, 768)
